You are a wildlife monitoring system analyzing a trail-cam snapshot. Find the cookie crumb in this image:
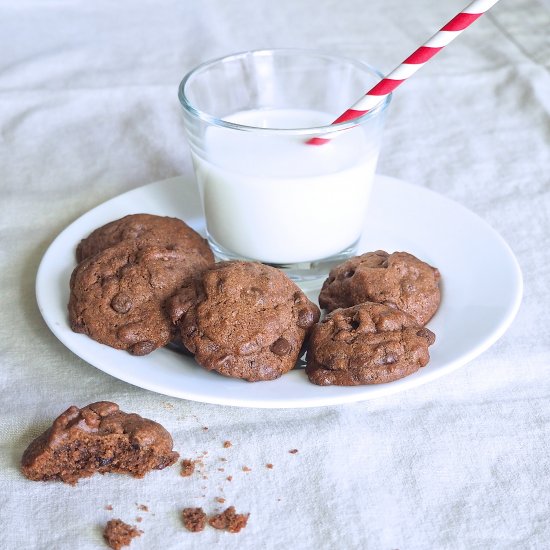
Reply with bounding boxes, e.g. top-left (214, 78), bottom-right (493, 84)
top-left (103, 519), bottom-right (142, 549)
top-left (135, 517), bottom-right (142, 523)
top-left (182, 507), bottom-right (207, 533)
top-left (242, 466), bottom-right (251, 472)
top-left (137, 504), bottom-right (148, 512)
top-left (220, 457), bottom-right (227, 462)
top-left (180, 459), bottom-right (195, 477)
top-left (223, 441), bottom-right (232, 448)
top-left (105, 504), bottom-right (113, 511)
top-left (202, 426), bottom-right (209, 431)
top-left (289, 449), bottom-right (298, 454)
top-left (217, 467), bottom-right (225, 472)
top-left (226, 476), bottom-right (233, 482)
top-left (208, 506), bottom-right (249, 533)
top-left (266, 463), bottom-right (273, 469)
top-left (215, 497), bottom-right (226, 503)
